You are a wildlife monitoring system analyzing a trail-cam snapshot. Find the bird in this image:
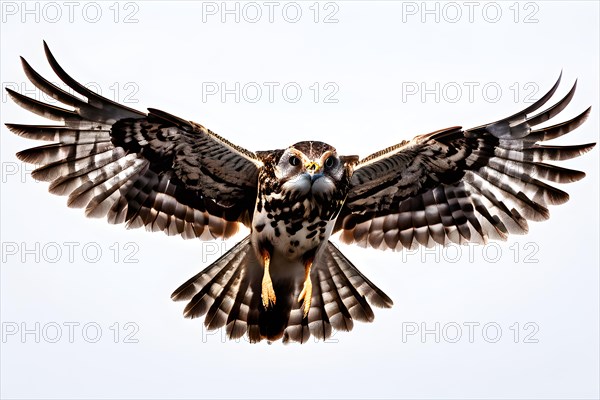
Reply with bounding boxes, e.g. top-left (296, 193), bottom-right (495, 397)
top-left (5, 42), bottom-right (596, 343)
